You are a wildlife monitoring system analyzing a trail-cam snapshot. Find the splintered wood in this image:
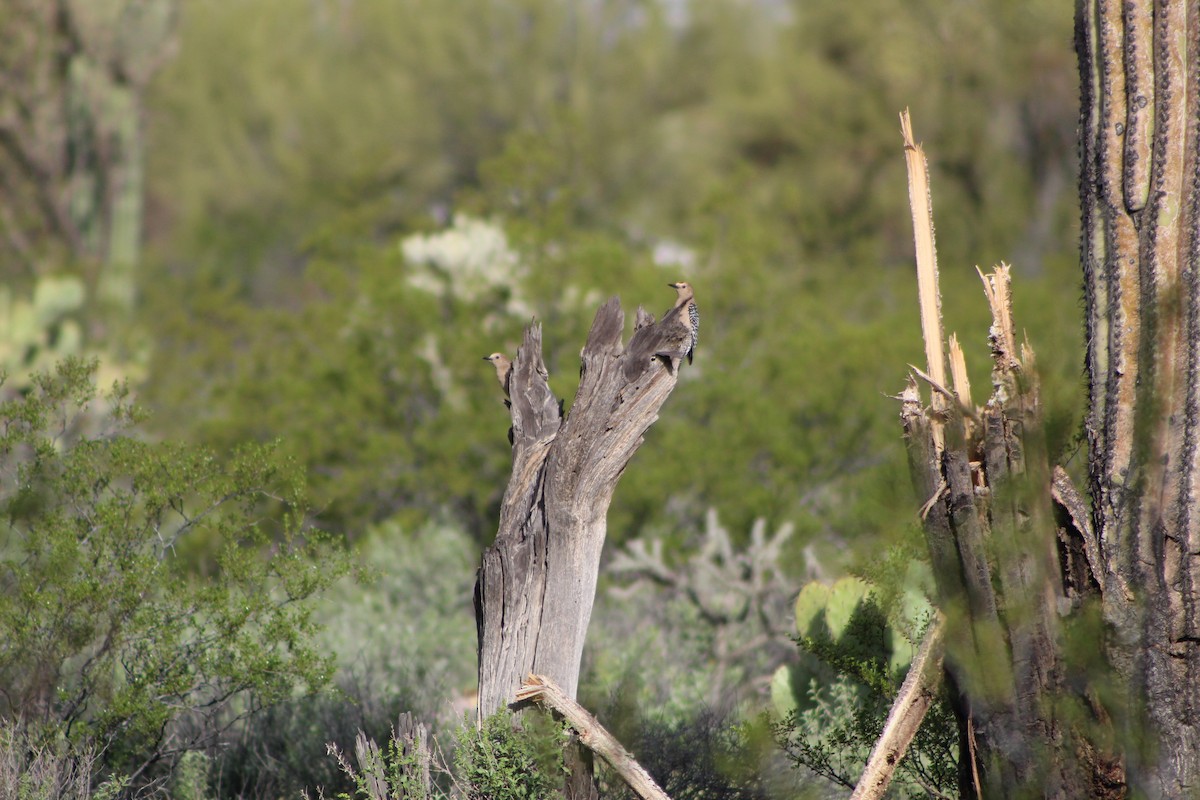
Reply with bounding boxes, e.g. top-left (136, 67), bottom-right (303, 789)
top-left (885, 109), bottom-right (1070, 796)
top-left (901, 108), bottom-right (947, 450)
top-left (948, 333), bottom-right (973, 412)
top-left (867, 111), bottom-right (1049, 800)
top-left (977, 264), bottom-right (1019, 371)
